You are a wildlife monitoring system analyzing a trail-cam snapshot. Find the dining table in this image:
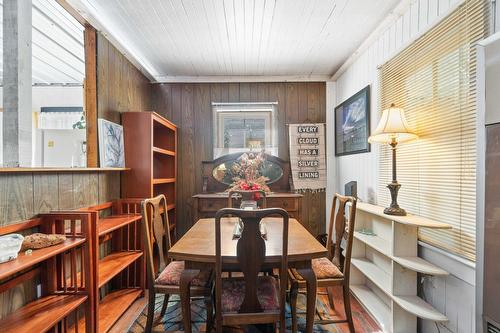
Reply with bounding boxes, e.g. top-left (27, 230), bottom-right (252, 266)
top-left (168, 216), bottom-right (328, 333)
